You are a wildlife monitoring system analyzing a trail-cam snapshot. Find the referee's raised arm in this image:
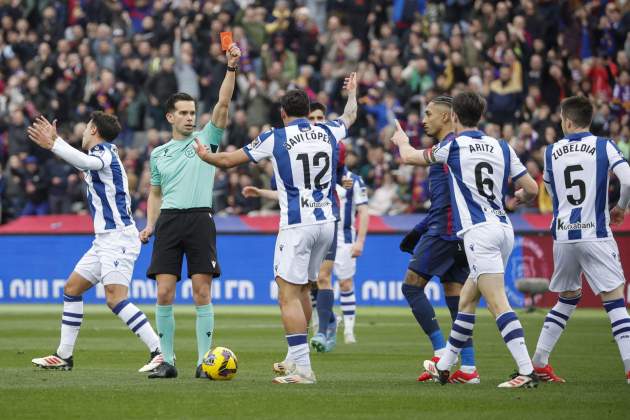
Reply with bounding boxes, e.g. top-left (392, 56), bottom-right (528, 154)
top-left (211, 44), bottom-right (241, 129)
